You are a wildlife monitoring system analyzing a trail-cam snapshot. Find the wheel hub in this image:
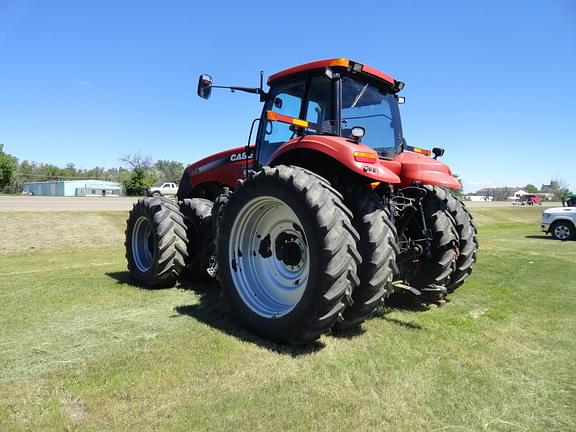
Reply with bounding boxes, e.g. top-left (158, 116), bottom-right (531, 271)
top-left (228, 196), bottom-right (310, 318)
top-left (554, 225), bottom-right (570, 240)
top-left (275, 232), bottom-right (304, 268)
